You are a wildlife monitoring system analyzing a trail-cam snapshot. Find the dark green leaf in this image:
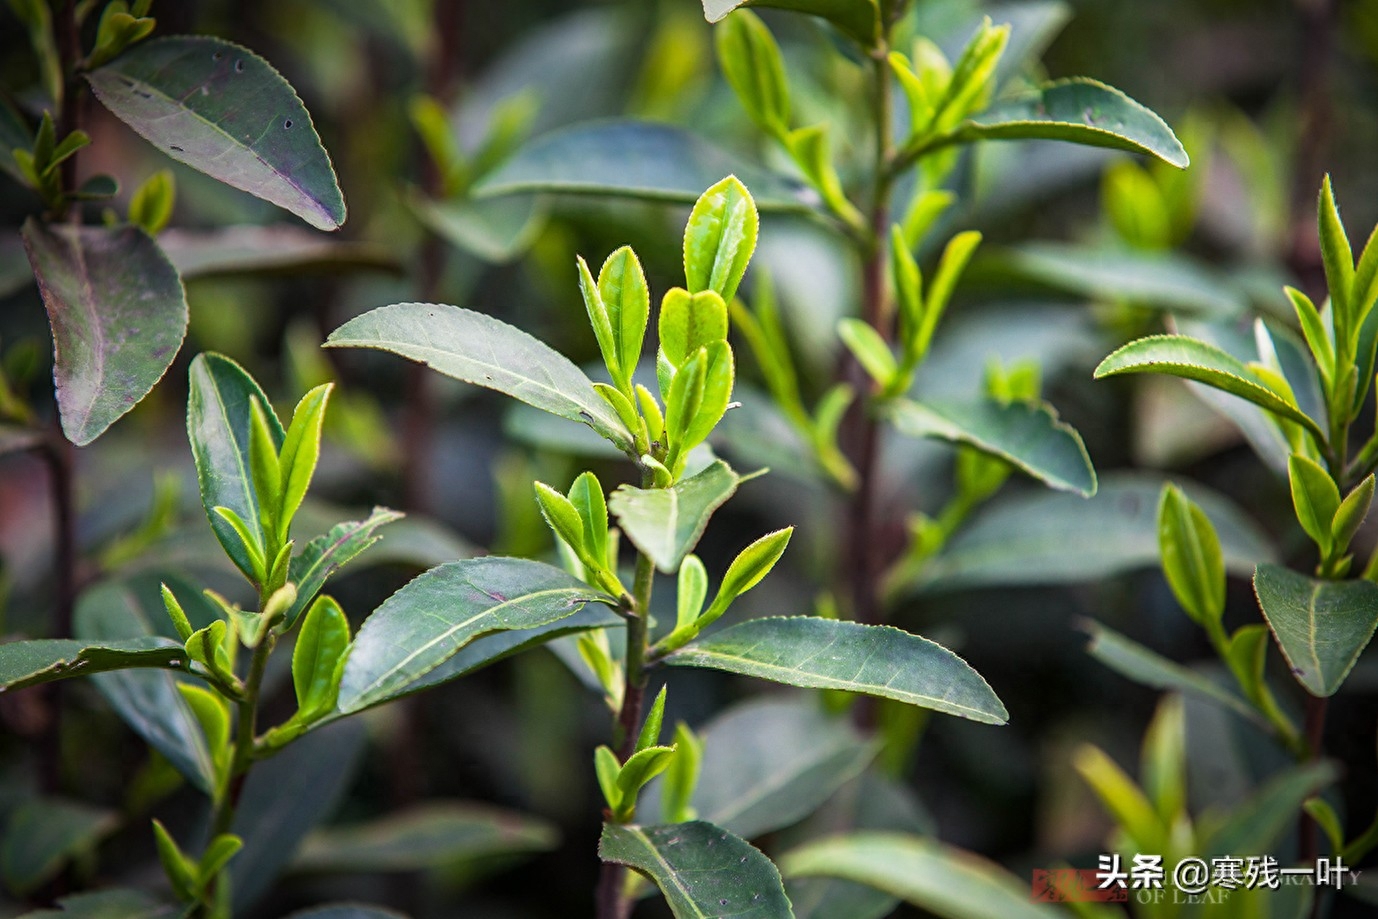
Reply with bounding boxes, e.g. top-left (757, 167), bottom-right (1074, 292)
top-left (397, 603), bottom-right (624, 696)
top-left (1253, 563), bottom-right (1378, 696)
top-left (665, 617), bottom-right (1007, 724)
top-left (473, 120), bottom-right (811, 213)
top-left (326, 303), bottom-right (634, 453)
top-left (87, 37), bottom-right (345, 230)
top-left (187, 353), bottom-right (284, 581)
top-left (411, 193), bottom-right (544, 264)
top-left (231, 719), bottom-right (366, 910)
top-left (74, 579), bottom-right (217, 792)
top-left (1094, 335), bottom-right (1325, 441)
top-left (0, 799), bottom-right (117, 894)
top-left (15, 890), bottom-right (176, 919)
top-left (599, 821), bottom-right (794, 919)
top-left (286, 507), bottom-right (403, 627)
top-left (907, 78), bottom-right (1187, 169)
top-left (702, 0), bottom-right (879, 46)
top-left (643, 697), bottom-right (879, 840)
top-left (291, 803), bottom-right (557, 872)
top-left (889, 397), bottom-right (1096, 497)
top-left (1080, 620), bottom-right (1266, 728)
top-left (0, 637), bottom-right (186, 692)
top-left (1203, 762), bottom-right (1338, 856)
top-left (22, 219), bottom-right (187, 446)
top-left (780, 833), bottom-right (1064, 919)
top-left (909, 474), bottom-right (1274, 593)
top-left (609, 460), bottom-right (742, 574)
top-left (338, 558), bottom-right (616, 713)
